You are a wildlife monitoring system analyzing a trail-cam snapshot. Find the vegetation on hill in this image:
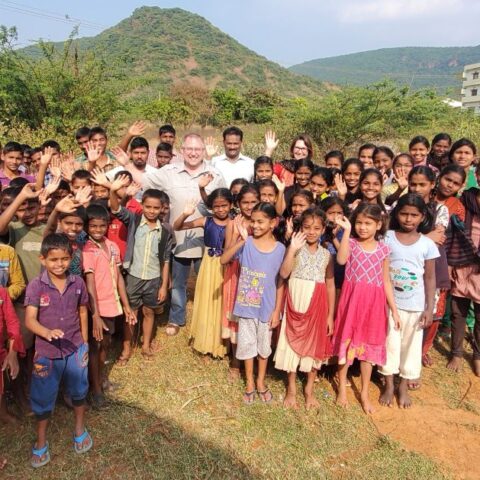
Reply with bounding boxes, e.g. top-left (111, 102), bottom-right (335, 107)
top-left (289, 46), bottom-right (480, 92)
top-left (22, 6), bottom-right (327, 100)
